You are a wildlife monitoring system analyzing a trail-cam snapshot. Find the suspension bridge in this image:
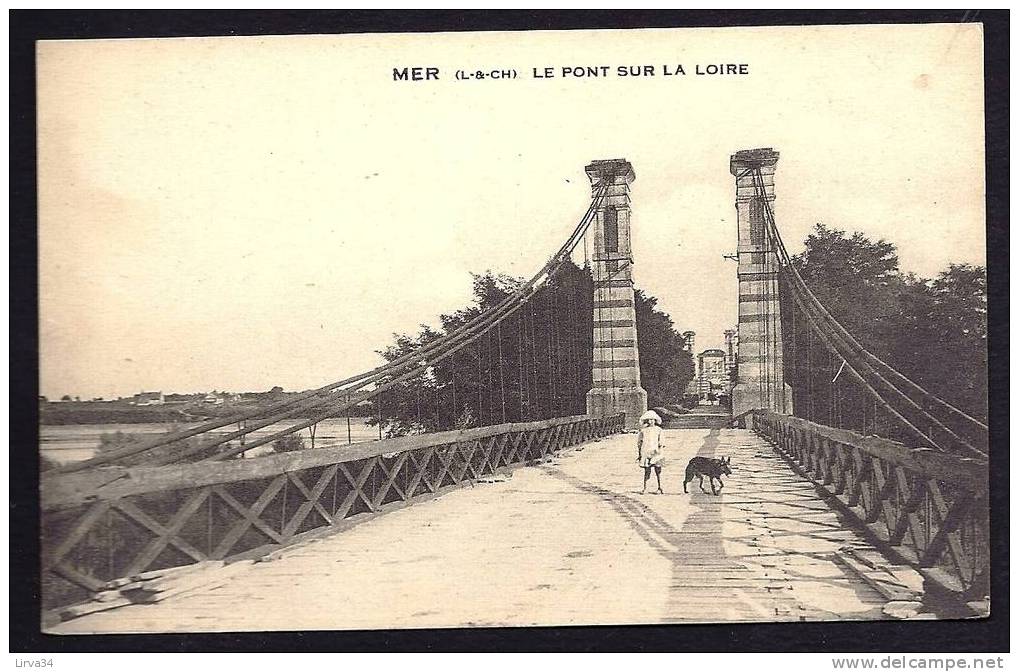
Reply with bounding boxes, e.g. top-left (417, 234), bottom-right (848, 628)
top-left (41, 150), bottom-right (989, 632)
